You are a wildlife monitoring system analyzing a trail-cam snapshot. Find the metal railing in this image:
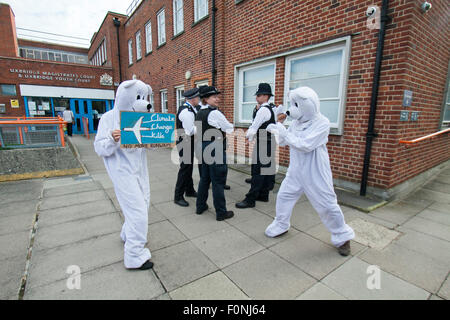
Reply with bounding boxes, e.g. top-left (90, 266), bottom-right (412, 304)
top-left (399, 128), bottom-right (450, 145)
top-left (0, 117), bottom-right (67, 149)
